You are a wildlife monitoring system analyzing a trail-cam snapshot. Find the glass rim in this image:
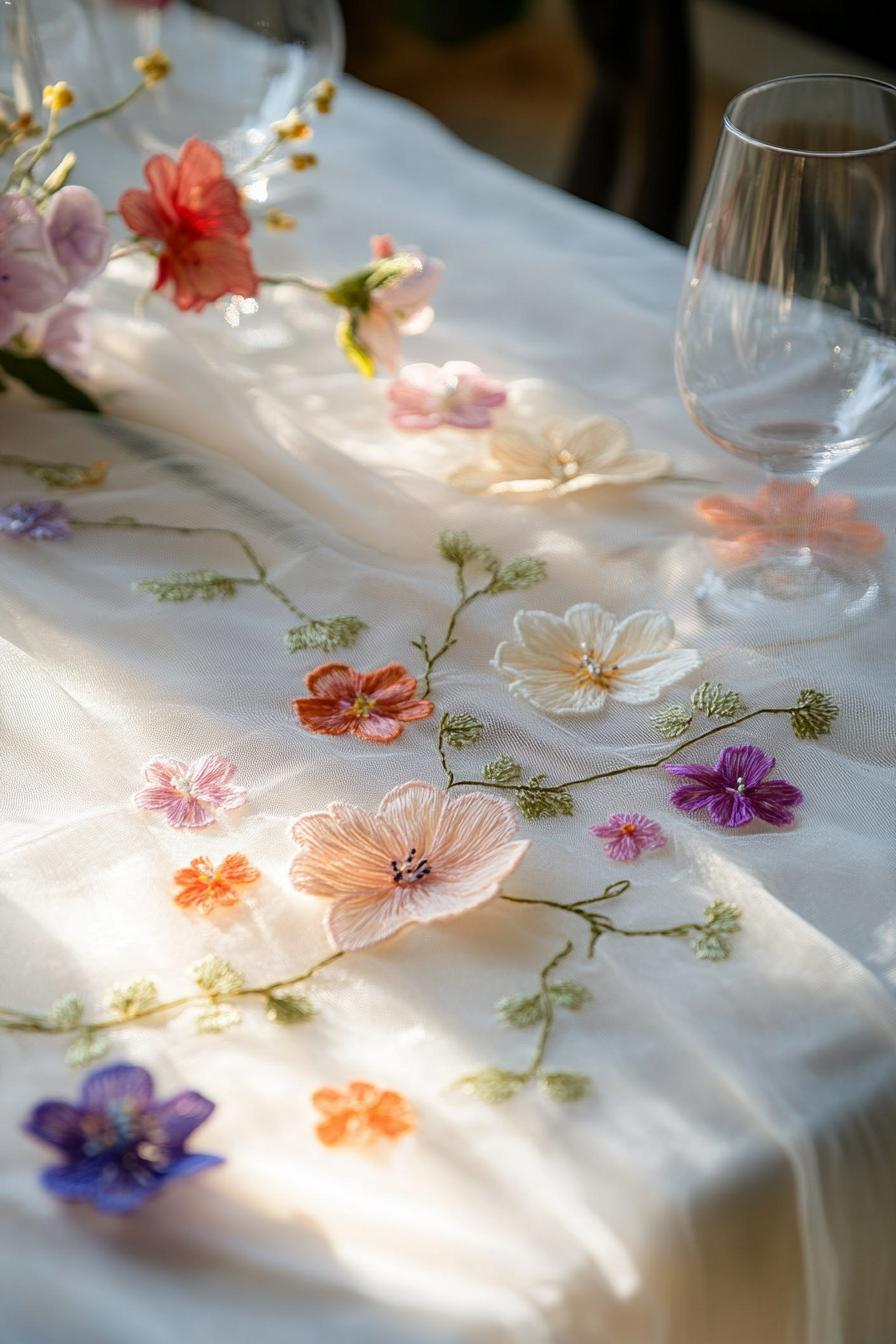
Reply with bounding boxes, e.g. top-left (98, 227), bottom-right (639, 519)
top-left (724, 73), bottom-right (896, 158)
